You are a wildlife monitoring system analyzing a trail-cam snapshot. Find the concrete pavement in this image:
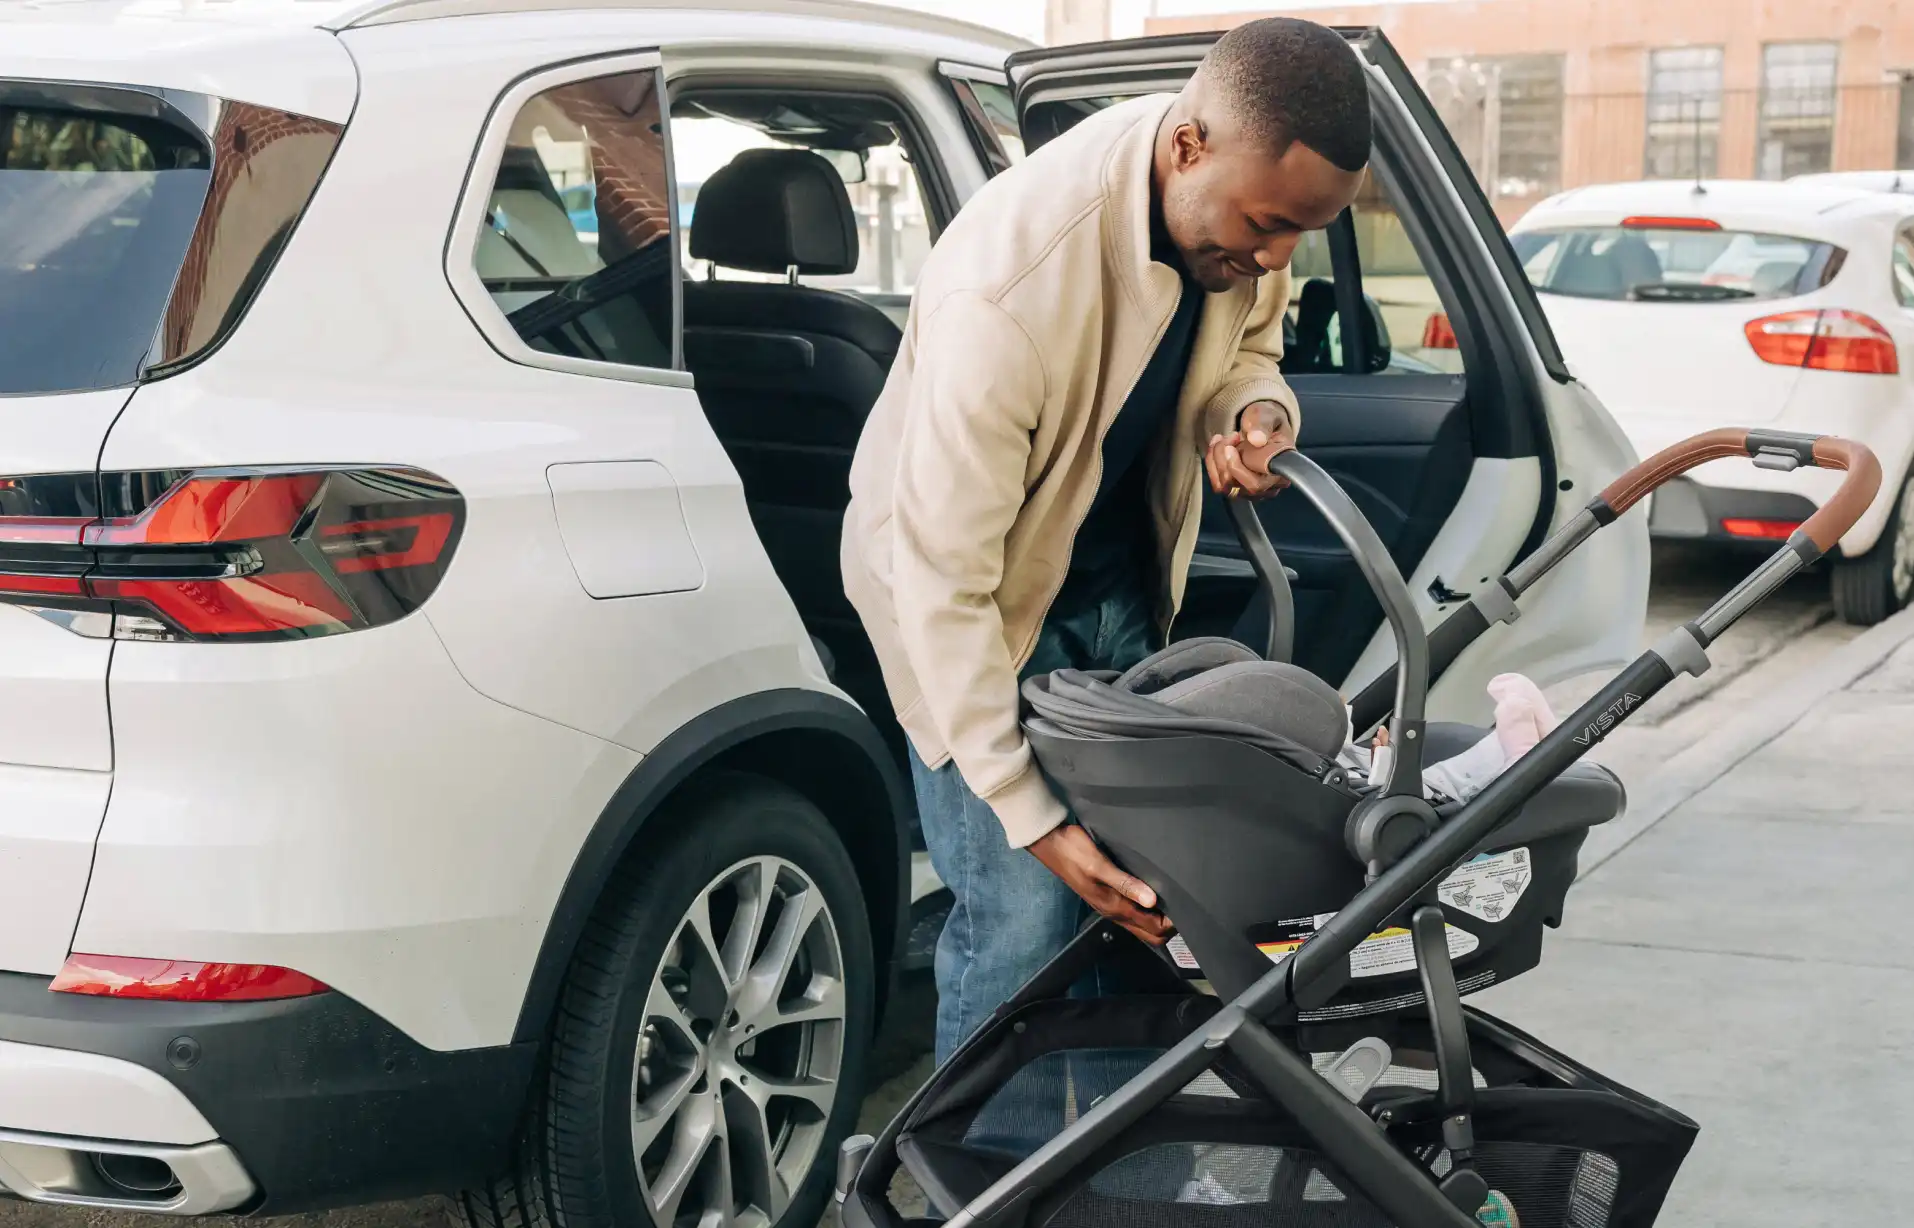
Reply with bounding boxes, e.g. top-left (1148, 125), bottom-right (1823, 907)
top-left (1479, 605), bottom-right (1914, 1225)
